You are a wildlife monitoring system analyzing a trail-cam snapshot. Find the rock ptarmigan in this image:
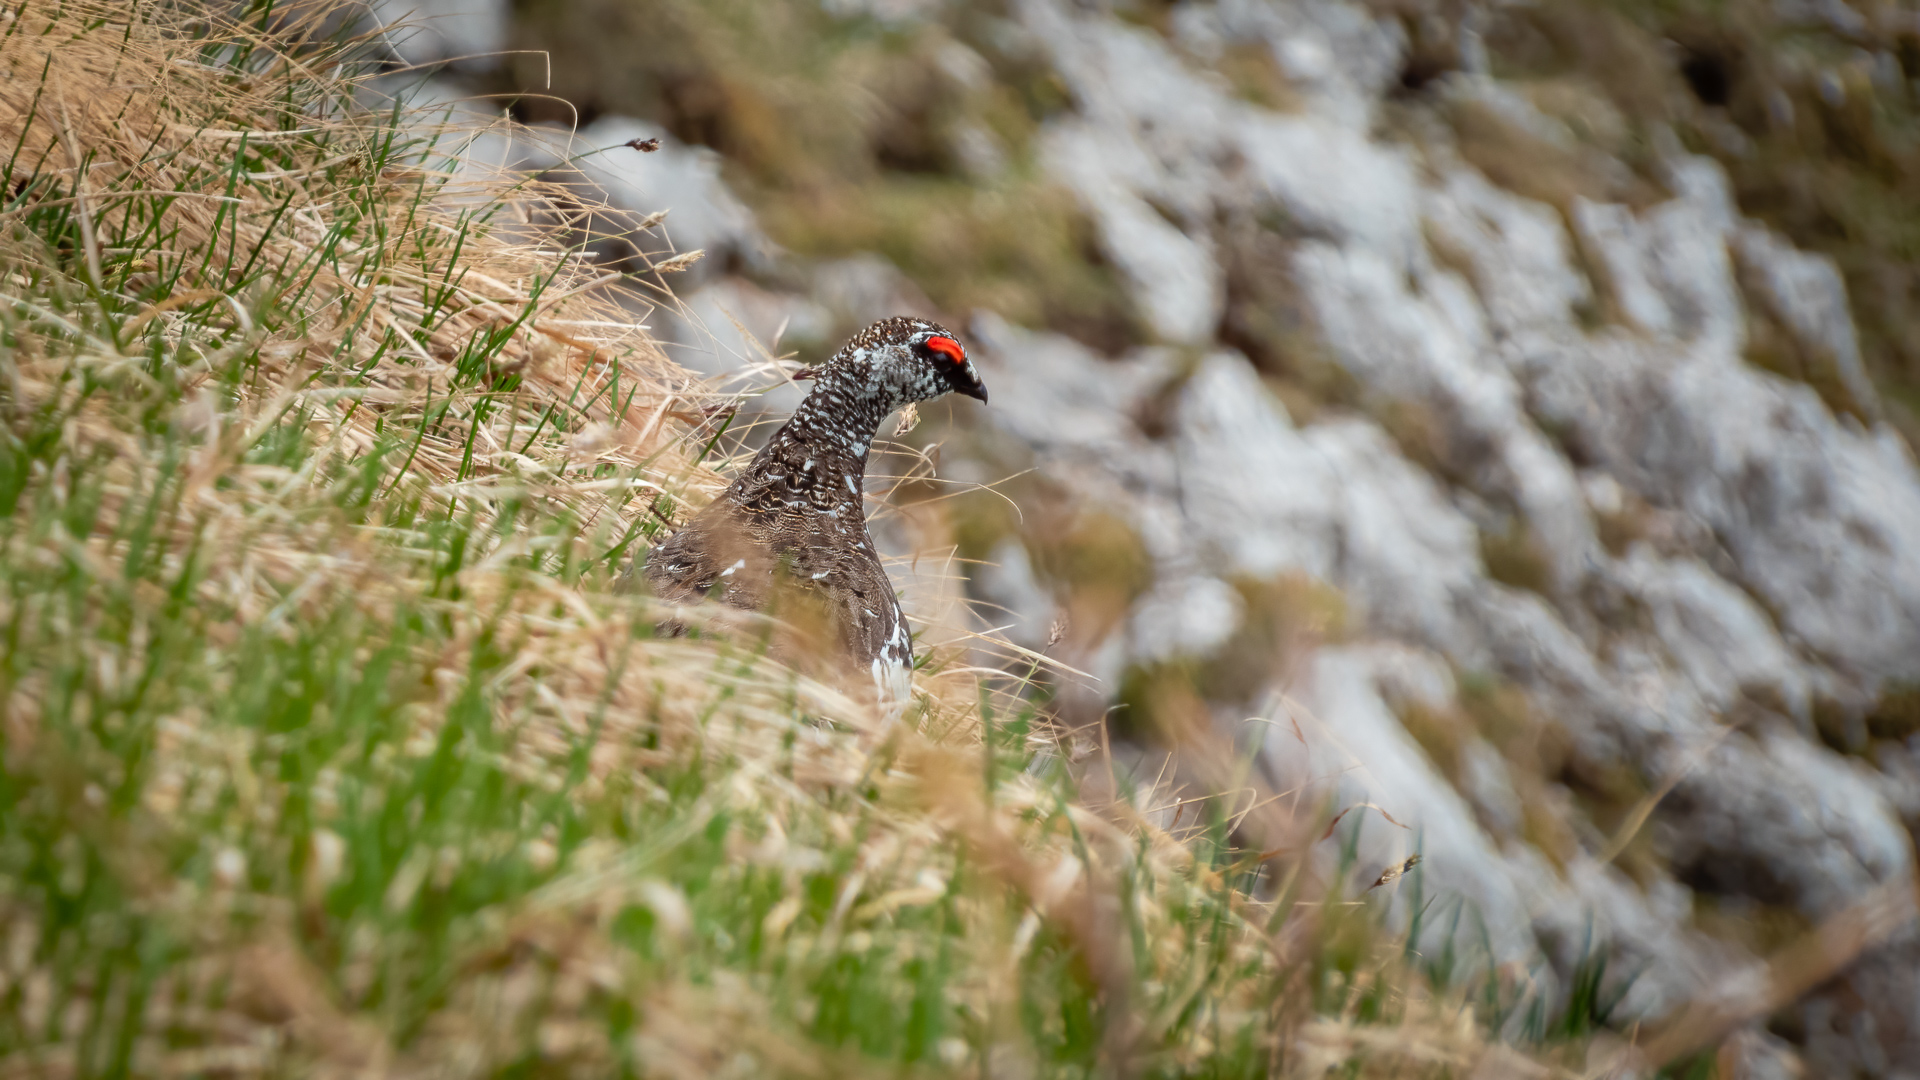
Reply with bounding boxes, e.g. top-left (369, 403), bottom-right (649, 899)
top-left (640, 317), bottom-right (988, 701)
